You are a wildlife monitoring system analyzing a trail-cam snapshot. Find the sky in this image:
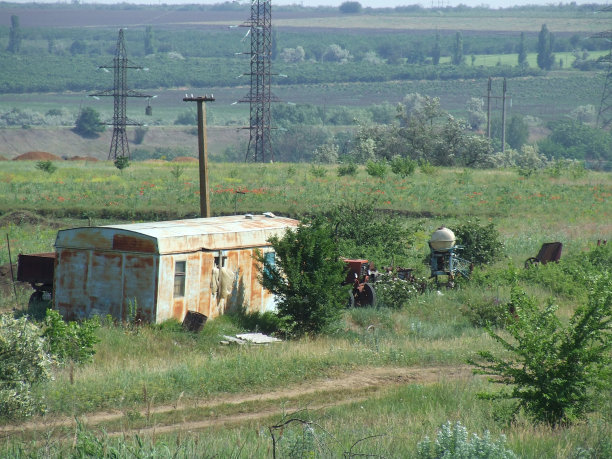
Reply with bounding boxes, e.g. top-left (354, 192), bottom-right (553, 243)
top-left (5, 0), bottom-right (612, 7)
